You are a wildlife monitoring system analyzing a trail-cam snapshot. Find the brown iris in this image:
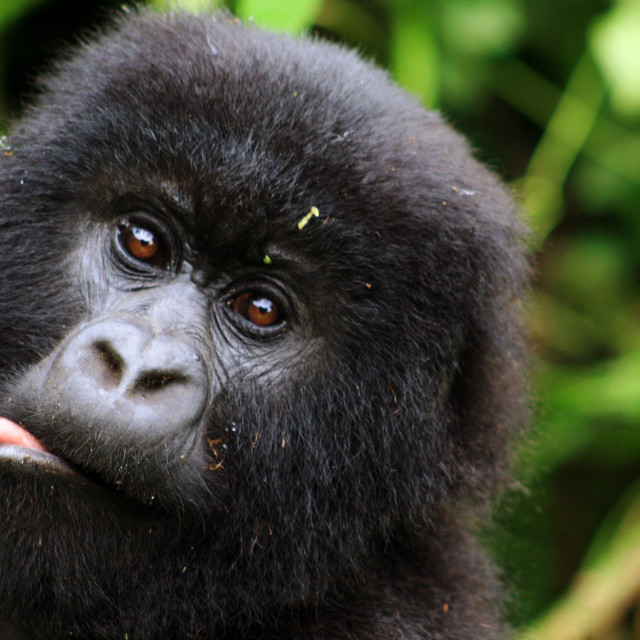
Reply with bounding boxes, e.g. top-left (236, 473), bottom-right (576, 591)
top-left (229, 292), bottom-right (281, 327)
top-left (118, 222), bottom-right (168, 268)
